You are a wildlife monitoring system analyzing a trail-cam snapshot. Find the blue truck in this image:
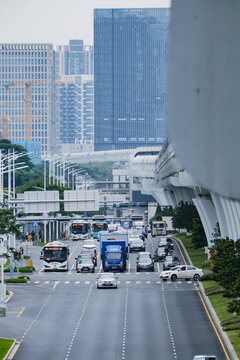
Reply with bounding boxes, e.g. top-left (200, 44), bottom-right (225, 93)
top-left (100, 233), bottom-right (128, 272)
